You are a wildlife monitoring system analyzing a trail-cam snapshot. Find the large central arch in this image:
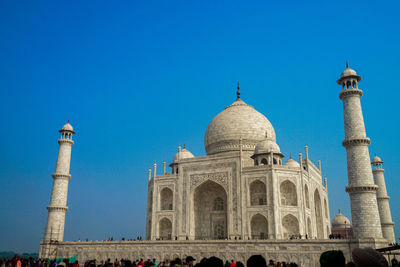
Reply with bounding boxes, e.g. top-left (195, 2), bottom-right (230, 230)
top-left (193, 180), bottom-right (227, 240)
